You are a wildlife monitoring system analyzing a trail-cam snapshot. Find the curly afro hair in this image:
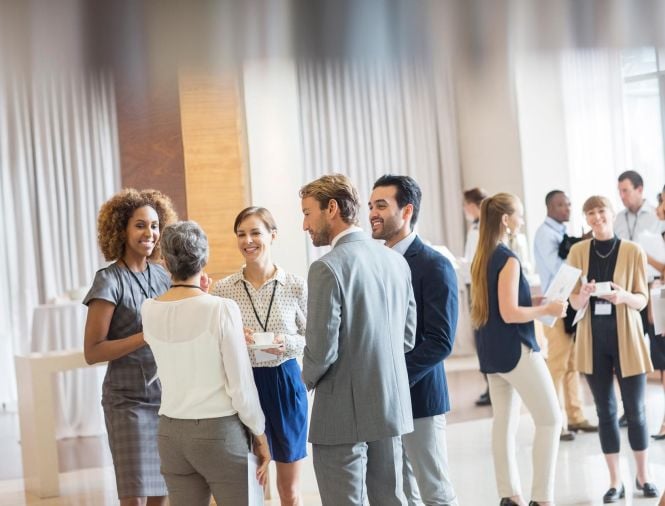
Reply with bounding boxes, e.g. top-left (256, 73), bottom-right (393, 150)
top-left (97, 188), bottom-right (178, 261)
